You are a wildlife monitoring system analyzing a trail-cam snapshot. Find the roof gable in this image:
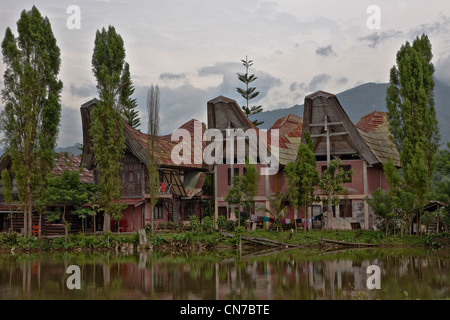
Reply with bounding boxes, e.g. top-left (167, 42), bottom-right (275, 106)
top-left (80, 100), bottom-right (207, 170)
top-left (302, 91), bottom-right (380, 165)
